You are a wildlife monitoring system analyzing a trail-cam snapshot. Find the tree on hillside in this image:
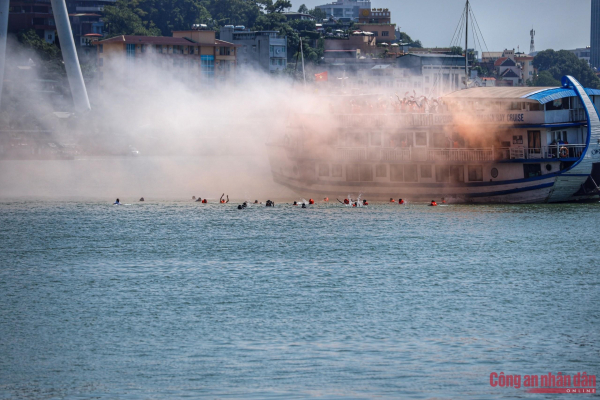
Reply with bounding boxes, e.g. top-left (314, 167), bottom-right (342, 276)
top-left (259, 0), bottom-right (292, 14)
top-left (297, 4), bottom-right (308, 13)
top-left (533, 49), bottom-right (600, 89)
top-left (103, 0), bottom-right (161, 37)
top-left (398, 31), bottom-right (422, 47)
top-left (308, 7), bottom-right (326, 20)
top-left (16, 29), bottom-right (66, 79)
top-left (529, 70), bottom-right (561, 87)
